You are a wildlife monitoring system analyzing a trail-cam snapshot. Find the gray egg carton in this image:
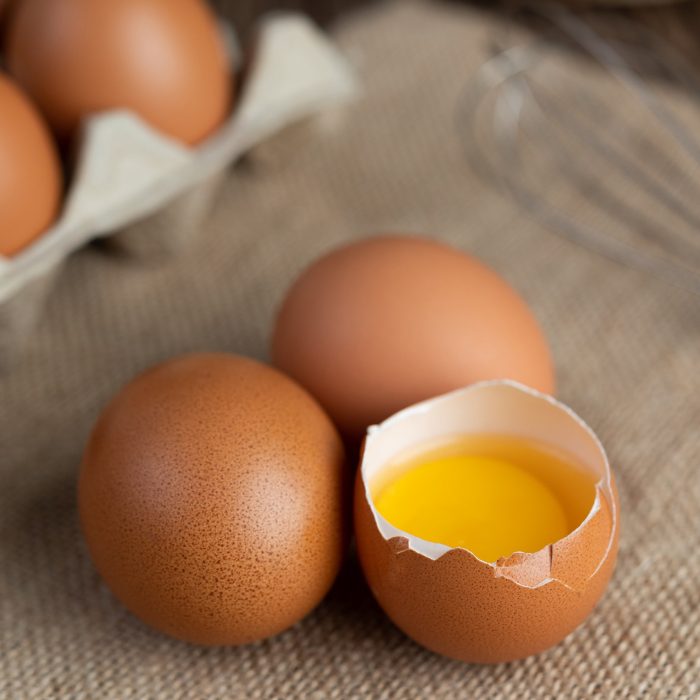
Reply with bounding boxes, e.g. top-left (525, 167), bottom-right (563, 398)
top-left (0, 13), bottom-right (358, 367)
